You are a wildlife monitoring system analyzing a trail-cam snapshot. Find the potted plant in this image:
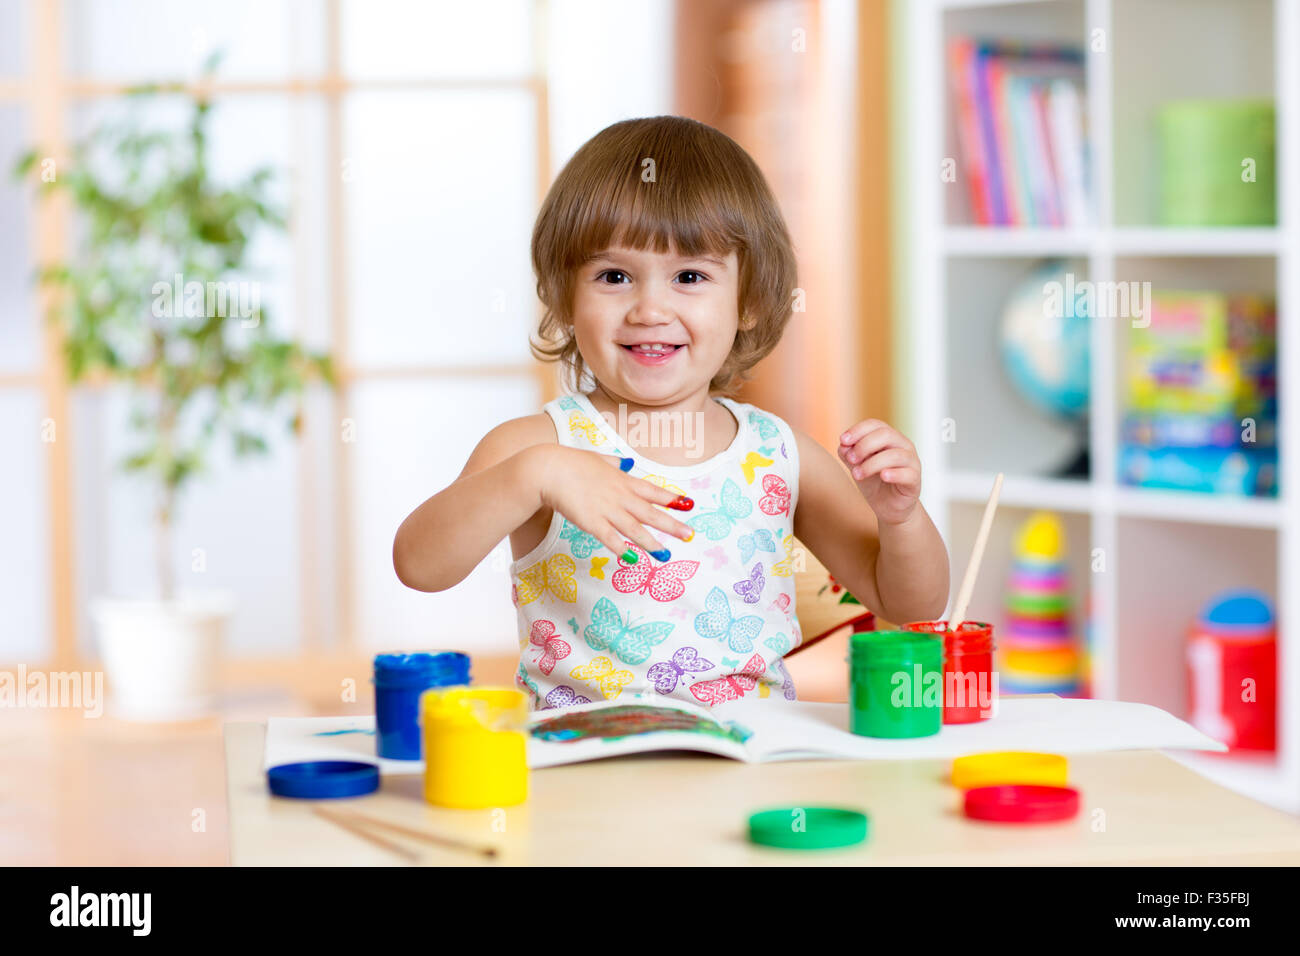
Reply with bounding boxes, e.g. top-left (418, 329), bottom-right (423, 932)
top-left (15, 60), bottom-right (334, 719)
